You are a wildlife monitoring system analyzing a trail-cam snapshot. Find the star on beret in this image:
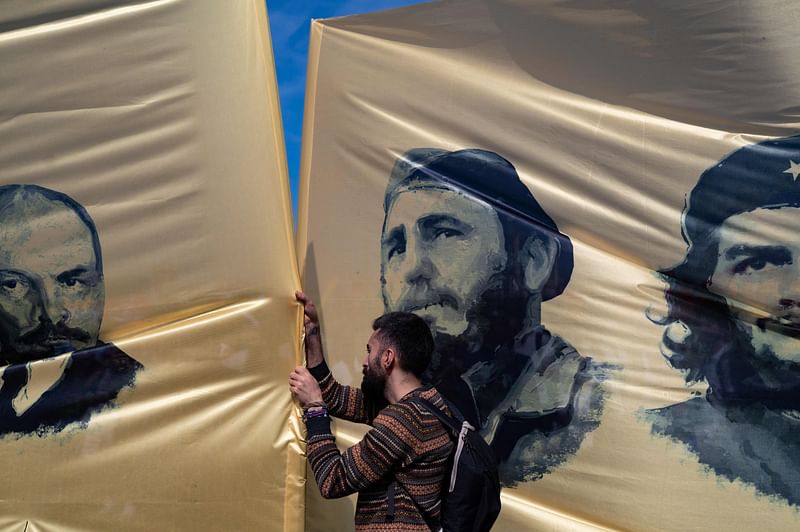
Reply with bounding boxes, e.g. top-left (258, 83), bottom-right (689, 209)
top-left (783, 160), bottom-right (800, 181)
